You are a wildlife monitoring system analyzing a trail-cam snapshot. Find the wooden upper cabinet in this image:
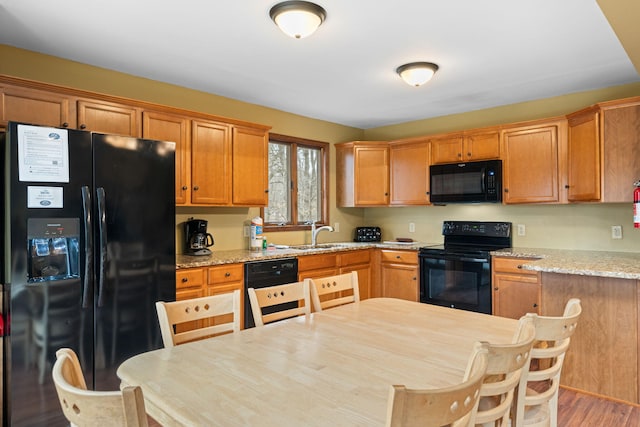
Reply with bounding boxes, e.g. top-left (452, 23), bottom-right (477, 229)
top-left (567, 107), bottom-right (601, 202)
top-left (142, 111), bottom-right (191, 204)
top-left (77, 99), bottom-right (140, 136)
top-left (389, 139), bottom-right (430, 205)
top-left (191, 120), bottom-right (232, 205)
top-left (430, 129), bottom-right (500, 164)
top-left (336, 141), bottom-right (390, 207)
top-left (501, 119), bottom-right (565, 204)
top-left (0, 85), bottom-right (74, 128)
top-left (232, 126), bottom-right (269, 206)
top-left (600, 100), bottom-right (640, 203)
